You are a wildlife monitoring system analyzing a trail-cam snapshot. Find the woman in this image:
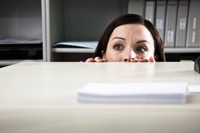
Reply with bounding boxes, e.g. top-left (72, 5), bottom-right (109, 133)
top-left (86, 14), bottom-right (166, 62)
